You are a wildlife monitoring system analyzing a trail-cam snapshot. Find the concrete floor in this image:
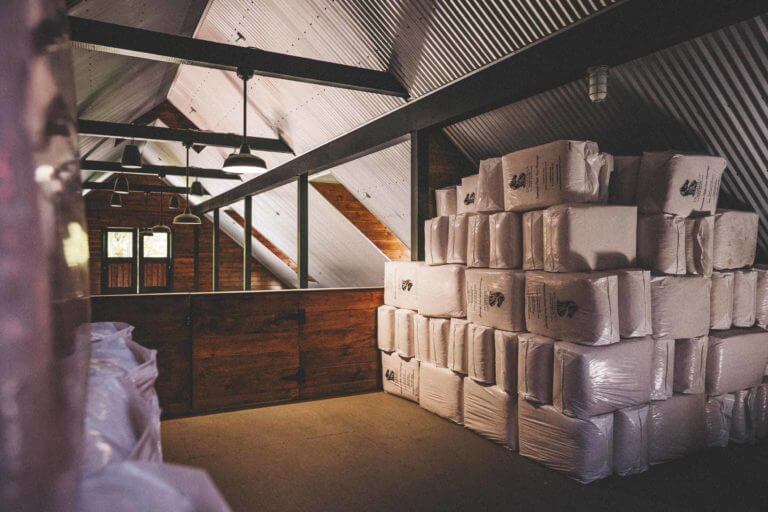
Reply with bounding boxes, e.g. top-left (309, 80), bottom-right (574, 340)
top-left (162, 392), bottom-right (768, 512)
